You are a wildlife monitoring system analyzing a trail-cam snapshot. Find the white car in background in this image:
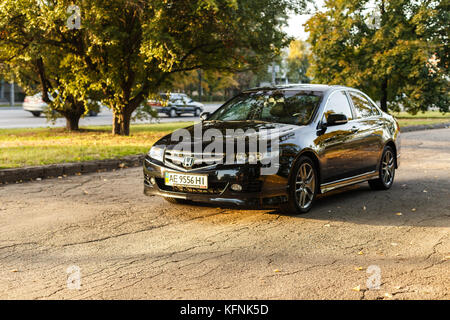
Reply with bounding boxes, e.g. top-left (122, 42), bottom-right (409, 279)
top-left (22, 92), bottom-right (99, 117)
top-left (148, 93), bottom-right (204, 118)
top-left (22, 93), bottom-right (48, 117)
